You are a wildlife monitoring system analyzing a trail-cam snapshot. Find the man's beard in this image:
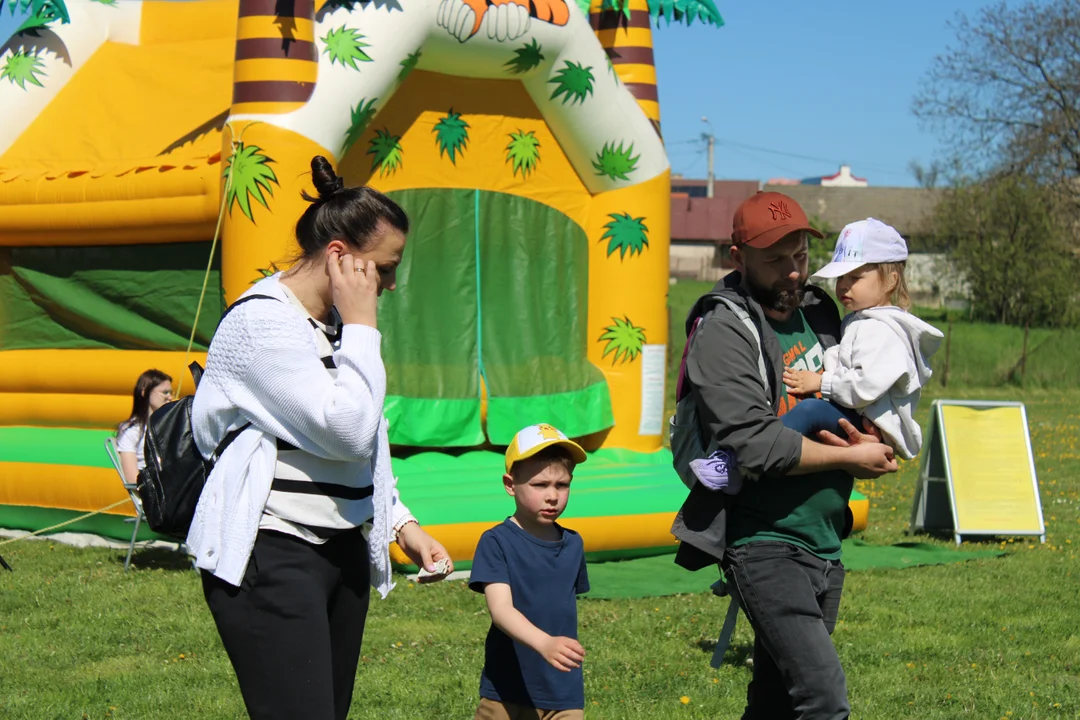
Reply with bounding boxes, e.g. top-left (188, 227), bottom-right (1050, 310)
top-left (744, 271), bottom-right (805, 314)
